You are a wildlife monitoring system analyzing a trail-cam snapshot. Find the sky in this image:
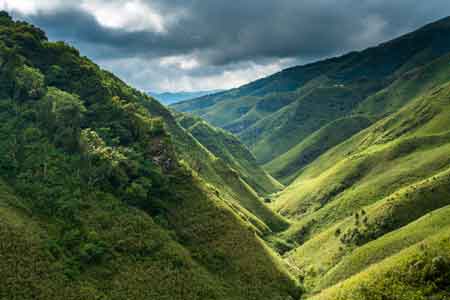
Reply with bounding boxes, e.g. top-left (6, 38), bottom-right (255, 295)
top-left (1, 1), bottom-right (450, 92)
